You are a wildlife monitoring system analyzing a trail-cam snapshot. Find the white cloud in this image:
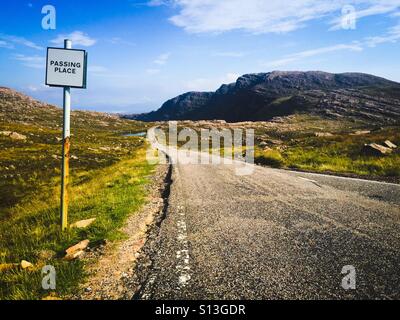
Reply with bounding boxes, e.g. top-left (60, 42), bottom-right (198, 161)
top-left (262, 20), bottom-right (400, 69)
top-left (51, 31), bottom-right (97, 47)
top-left (88, 65), bottom-right (108, 75)
top-left (107, 37), bottom-right (136, 46)
top-left (147, 0), bottom-right (171, 6)
top-left (291, 43), bottom-right (363, 58)
top-left (27, 84), bottom-right (49, 92)
top-left (262, 43), bottom-right (363, 68)
top-left (365, 23), bottom-right (400, 46)
top-left (185, 72), bottom-right (239, 91)
top-left (11, 36), bottom-right (43, 50)
top-left (213, 51), bottom-right (245, 58)
top-left (146, 52), bottom-right (171, 74)
top-left (164, 0), bottom-right (400, 34)
top-left (146, 68), bottom-right (161, 75)
top-left (28, 85), bottom-right (39, 92)
top-left (0, 40), bottom-right (13, 49)
top-left (87, 66), bottom-right (131, 80)
top-left (154, 52), bottom-right (171, 65)
top-left (0, 34), bottom-right (43, 50)
top-left (13, 54), bottom-right (45, 69)
top-left (262, 57), bottom-right (300, 69)
top-left (329, 3), bottom-right (400, 30)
